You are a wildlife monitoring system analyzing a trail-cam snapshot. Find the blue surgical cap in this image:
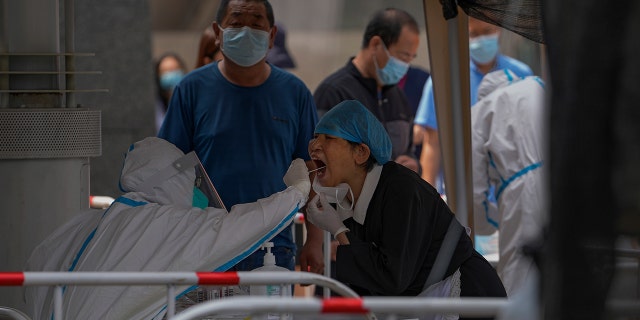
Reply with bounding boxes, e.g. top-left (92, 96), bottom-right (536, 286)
top-left (315, 100), bottom-right (392, 165)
